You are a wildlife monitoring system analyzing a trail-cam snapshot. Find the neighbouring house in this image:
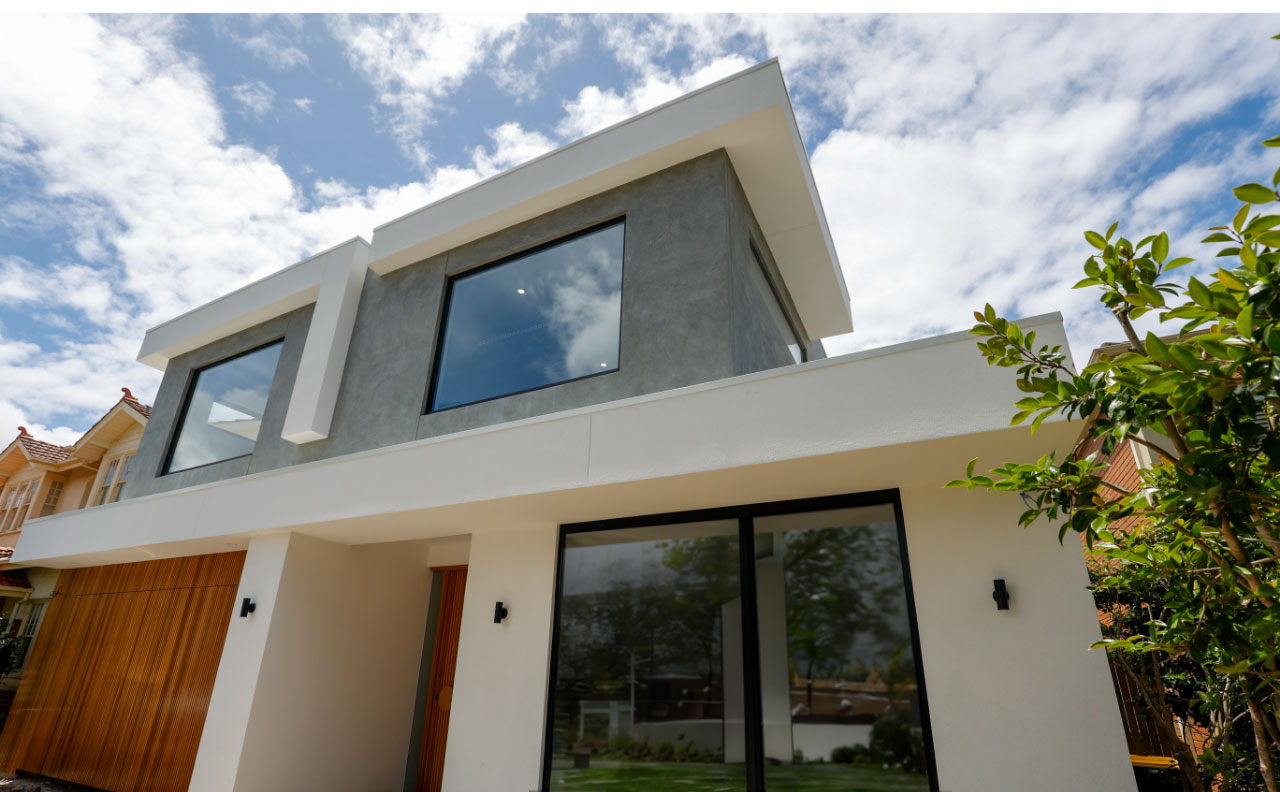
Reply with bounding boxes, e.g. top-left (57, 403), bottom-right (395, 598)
top-left (0, 61), bottom-right (1138, 792)
top-left (1076, 342), bottom-right (1201, 791)
top-left (0, 389), bottom-right (150, 726)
